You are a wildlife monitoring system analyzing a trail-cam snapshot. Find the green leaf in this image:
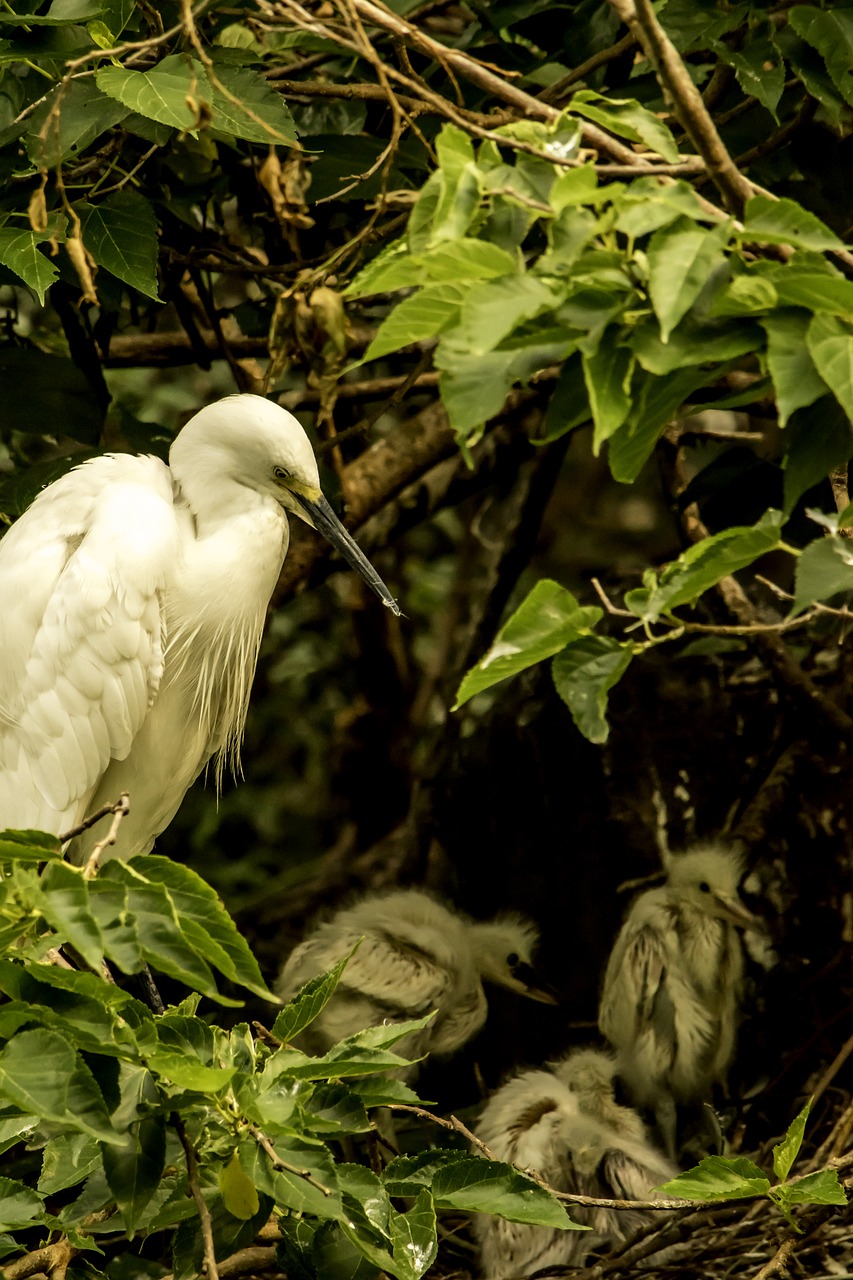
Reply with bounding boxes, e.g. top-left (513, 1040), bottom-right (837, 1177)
top-left (549, 164), bottom-right (598, 214)
top-left (0, 1110), bottom-right (38, 1157)
top-left (570, 90), bottom-right (679, 162)
top-left (779, 1168), bottom-right (847, 1207)
top-left (39, 1133), bottom-right (101, 1194)
top-left (0, 829), bottom-right (62, 862)
top-left (807, 314), bottom-right (853, 425)
top-left (432, 1158), bottom-right (581, 1228)
top-left (221, 1151), bottom-right (260, 1220)
top-left (140, 858), bottom-right (272, 998)
top-left (792, 535), bottom-right (853, 615)
top-left (0, 1177), bottom-right (44, 1231)
top-left (450, 274), bottom-right (563, 356)
top-left (613, 177), bottom-right (714, 237)
top-left (362, 283), bottom-right (468, 363)
top-left (763, 266), bottom-right (853, 314)
top-left (77, 191), bottom-right (160, 301)
top-left (0, 1029), bottom-right (120, 1144)
top-left (538, 354), bottom-right (591, 441)
top-left (608, 366), bottom-right (712, 484)
top-left (209, 63), bottom-right (297, 144)
top-left (0, 229), bottom-right (59, 304)
top-left (272, 952), bottom-right (353, 1043)
top-left (239, 1137), bottom-right (343, 1220)
top-left (742, 195), bottom-right (842, 252)
top-left (430, 125), bottom-right (481, 245)
top-left (96, 55), bottom-right (211, 131)
top-left (389, 1189), bottom-right (437, 1280)
top-left (25, 79), bottom-right (128, 167)
top-left (626, 511), bottom-right (784, 622)
top-left (552, 636), bottom-right (634, 744)
top-left (101, 1110), bottom-right (166, 1234)
top-left (32, 861), bottom-right (104, 969)
top-left (773, 1102), bottom-right (810, 1182)
top-left (714, 36), bottom-right (785, 118)
top-left (146, 1052), bottom-right (237, 1093)
top-left (709, 274), bottom-right (778, 318)
top-left (382, 1151), bottom-right (466, 1198)
top-left (783, 397), bottom-right (852, 511)
top-left (633, 314), bottom-right (762, 375)
top-left (0, 0), bottom-right (105, 23)
top-left (648, 218), bottom-right (731, 341)
top-left (583, 337), bottom-right (633, 451)
top-left (657, 1156), bottom-right (771, 1201)
top-left (761, 311), bottom-right (829, 426)
top-left (788, 7), bottom-right (853, 107)
top-left (454, 579), bottom-right (602, 707)
top-left (348, 1076), bottom-right (422, 1108)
